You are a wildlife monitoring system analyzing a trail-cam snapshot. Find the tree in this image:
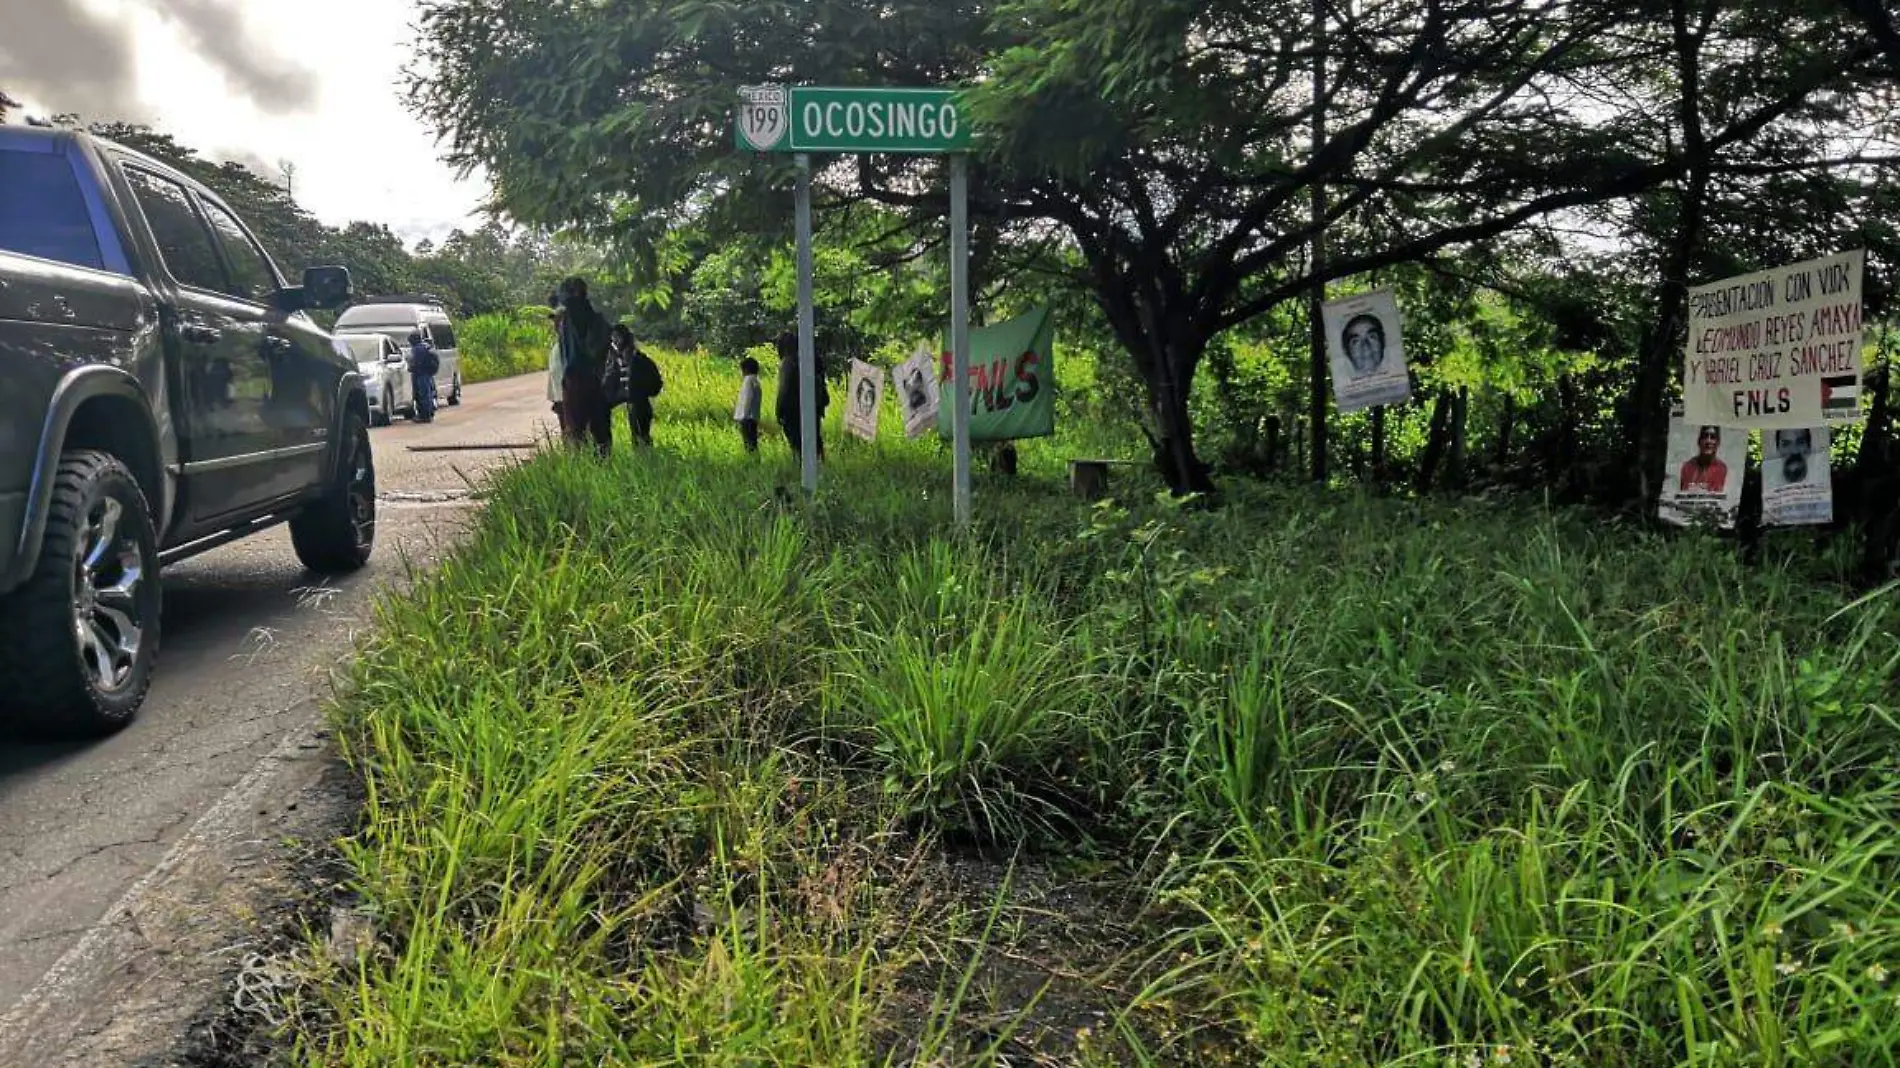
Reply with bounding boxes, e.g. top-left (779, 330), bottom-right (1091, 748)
top-left (409, 0), bottom-right (1887, 493)
top-left (0, 89), bottom-right (18, 124)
